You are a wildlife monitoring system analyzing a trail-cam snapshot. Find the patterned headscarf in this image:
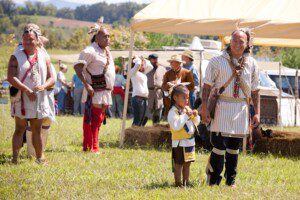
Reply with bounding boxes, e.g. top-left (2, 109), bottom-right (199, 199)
top-left (23, 23), bottom-right (48, 47)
